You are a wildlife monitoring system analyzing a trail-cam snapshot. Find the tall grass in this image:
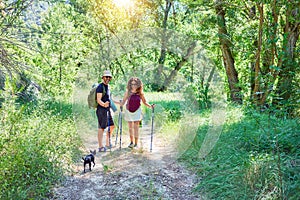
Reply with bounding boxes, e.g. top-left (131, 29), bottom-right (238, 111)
top-left (0, 96), bottom-right (82, 199)
top-left (177, 105), bottom-right (300, 199)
